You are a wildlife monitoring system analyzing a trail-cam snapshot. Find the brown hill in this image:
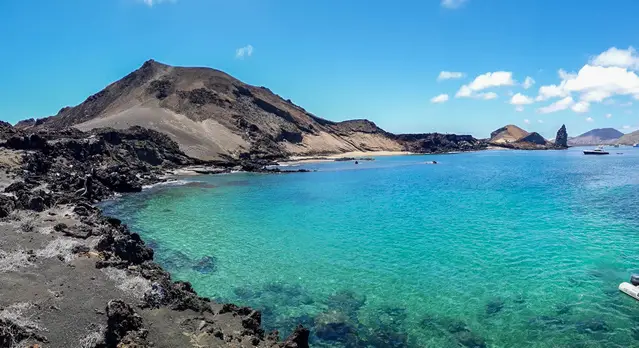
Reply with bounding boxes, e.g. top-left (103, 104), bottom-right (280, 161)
top-left (518, 132), bottom-right (548, 145)
top-left (617, 129), bottom-right (639, 145)
top-left (489, 125), bottom-right (529, 144)
top-left (26, 60), bottom-right (403, 160)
